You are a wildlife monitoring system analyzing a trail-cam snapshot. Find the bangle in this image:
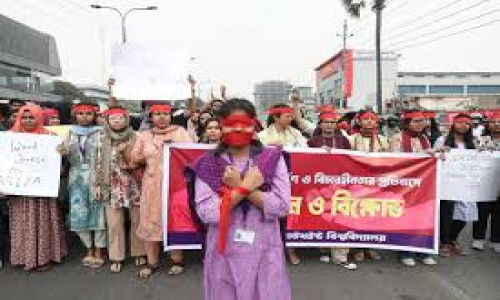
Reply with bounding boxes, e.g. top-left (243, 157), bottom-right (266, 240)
top-left (234, 186), bottom-right (251, 197)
